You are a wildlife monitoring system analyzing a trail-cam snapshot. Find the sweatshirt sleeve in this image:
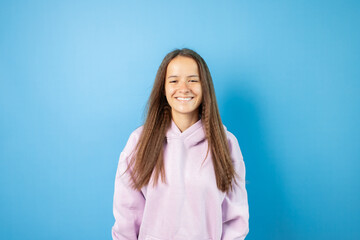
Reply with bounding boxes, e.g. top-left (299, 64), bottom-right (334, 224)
top-left (221, 133), bottom-right (250, 240)
top-left (112, 131), bottom-right (146, 240)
